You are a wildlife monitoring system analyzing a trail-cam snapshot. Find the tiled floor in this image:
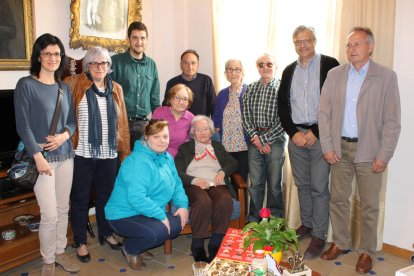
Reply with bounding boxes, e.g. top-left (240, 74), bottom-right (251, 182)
top-left (5, 225), bottom-right (413, 276)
